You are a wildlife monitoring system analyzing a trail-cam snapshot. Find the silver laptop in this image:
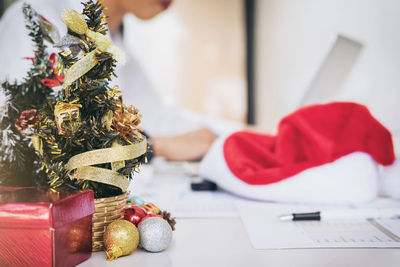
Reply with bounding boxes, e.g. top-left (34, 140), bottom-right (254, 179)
top-left (300, 35), bottom-right (363, 106)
